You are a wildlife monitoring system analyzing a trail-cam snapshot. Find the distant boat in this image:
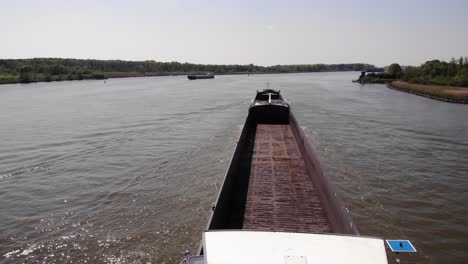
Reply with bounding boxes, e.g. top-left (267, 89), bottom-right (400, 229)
top-left (187, 74), bottom-right (214, 80)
